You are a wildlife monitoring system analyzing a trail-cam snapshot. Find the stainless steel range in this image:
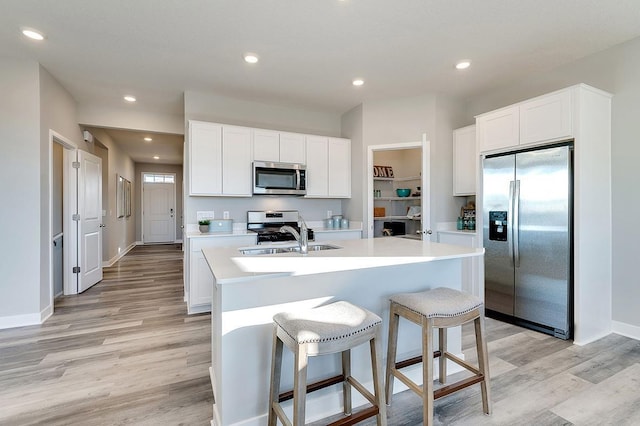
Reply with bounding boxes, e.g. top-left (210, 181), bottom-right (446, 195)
top-left (247, 210), bottom-right (314, 244)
